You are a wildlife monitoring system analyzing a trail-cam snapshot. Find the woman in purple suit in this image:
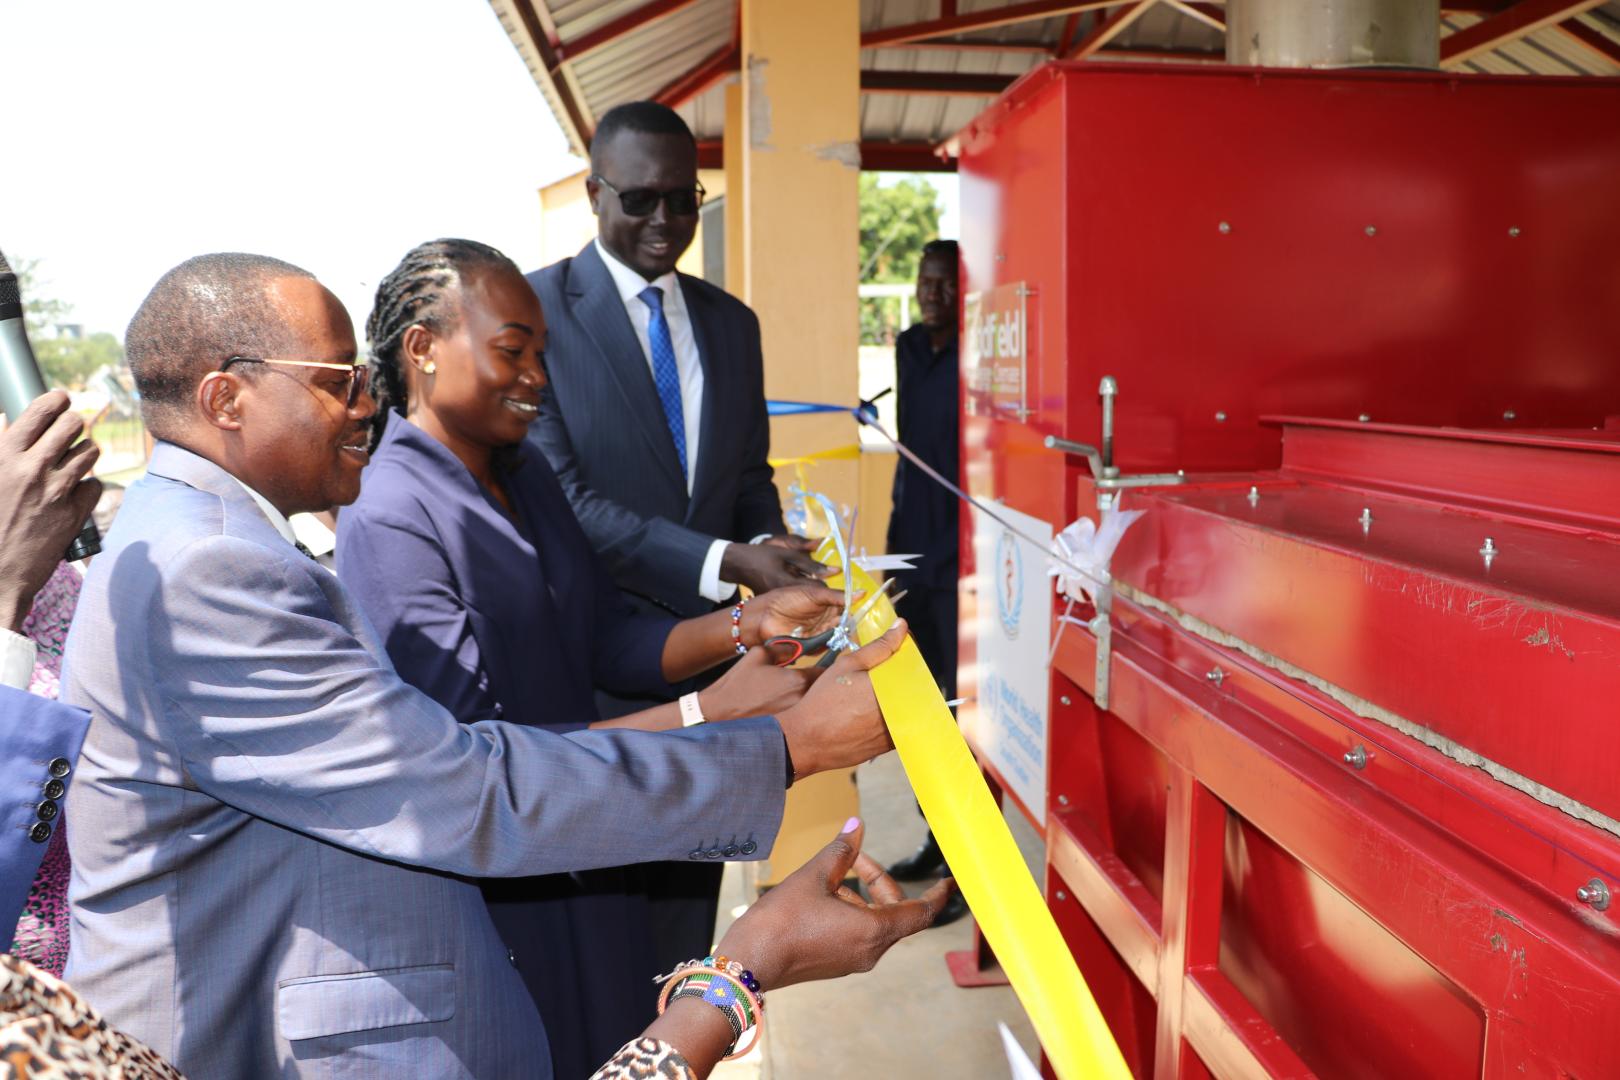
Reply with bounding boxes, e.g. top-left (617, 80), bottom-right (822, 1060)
top-left (335, 239), bottom-right (840, 1077)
